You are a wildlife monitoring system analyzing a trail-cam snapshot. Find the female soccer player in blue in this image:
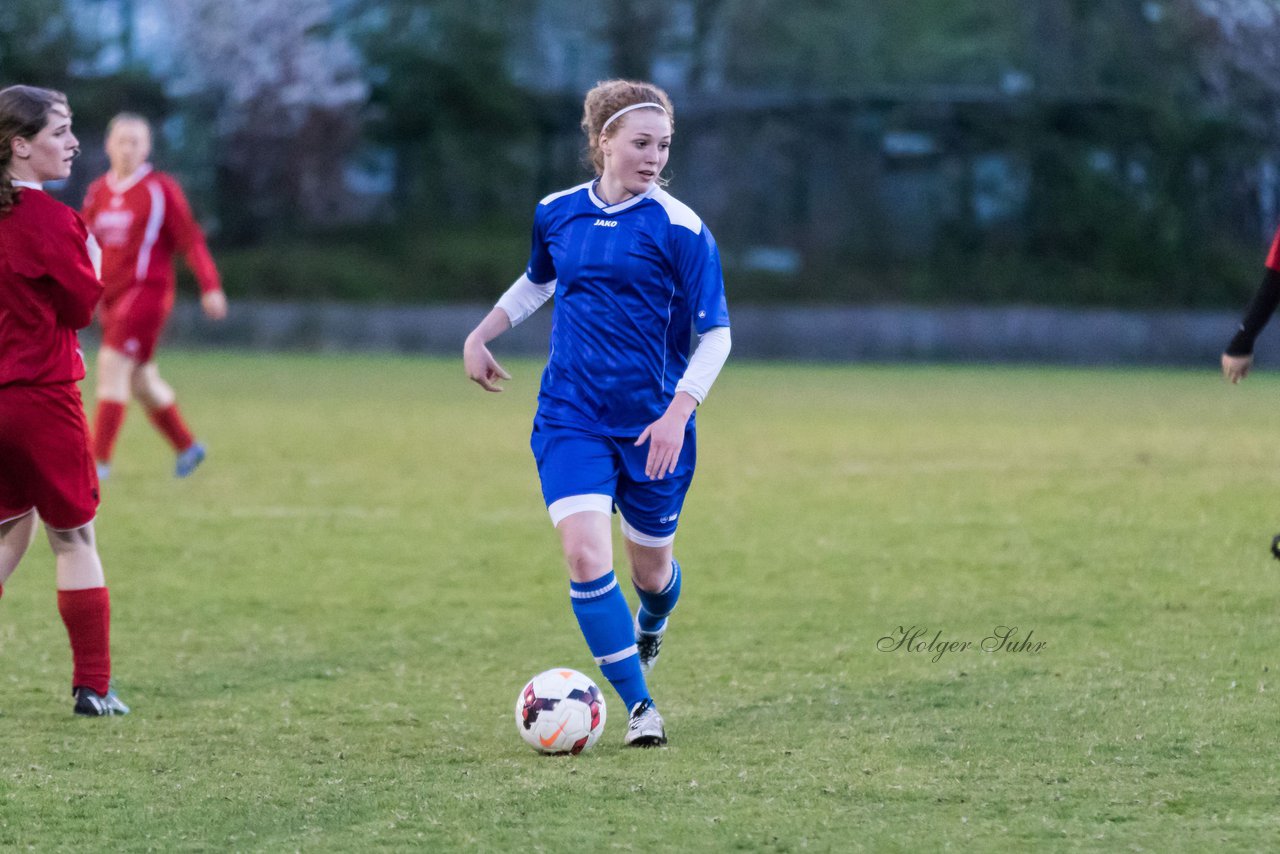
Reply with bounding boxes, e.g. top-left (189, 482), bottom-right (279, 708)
top-left (464, 80), bottom-right (731, 747)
